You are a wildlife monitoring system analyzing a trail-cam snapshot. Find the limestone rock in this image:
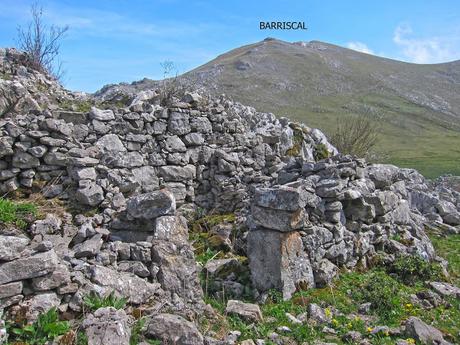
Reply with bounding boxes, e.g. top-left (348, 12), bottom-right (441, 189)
top-left (126, 190), bottom-right (176, 220)
top-left (0, 250), bottom-right (58, 284)
top-left (248, 229), bottom-right (314, 299)
top-left (89, 265), bottom-right (160, 305)
top-left (405, 316), bottom-right (448, 344)
top-left (76, 181), bottom-right (104, 206)
top-left (89, 107), bottom-right (115, 121)
top-left (0, 235), bottom-right (29, 261)
top-left (146, 313), bottom-right (204, 345)
top-left (83, 307), bottom-right (131, 345)
top-left (225, 300), bottom-right (263, 322)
